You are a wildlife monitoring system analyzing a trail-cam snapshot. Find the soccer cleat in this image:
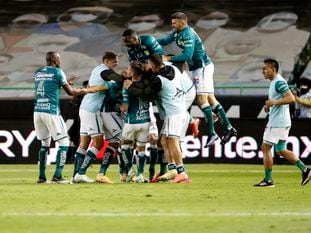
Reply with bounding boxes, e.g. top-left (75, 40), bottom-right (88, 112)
top-left (206, 134), bottom-right (219, 147)
top-left (301, 168), bottom-right (311, 186)
top-left (73, 173), bottom-right (95, 183)
top-left (120, 174), bottom-right (127, 183)
top-left (96, 174), bottom-right (113, 184)
top-left (149, 168), bottom-right (155, 182)
top-left (254, 179), bottom-right (275, 187)
top-left (172, 172), bottom-right (192, 183)
top-left (158, 170), bottom-right (178, 181)
top-left (51, 176), bottom-right (70, 184)
top-left (150, 173), bottom-right (162, 183)
top-left (221, 127), bottom-right (237, 145)
top-left (135, 174), bottom-right (148, 183)
top-left (190, 117), bottom-right (200, 138)
top-left (37, 177), bottom-right (50, 184)
top-left (126, 168), bottom-right (137, 183)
